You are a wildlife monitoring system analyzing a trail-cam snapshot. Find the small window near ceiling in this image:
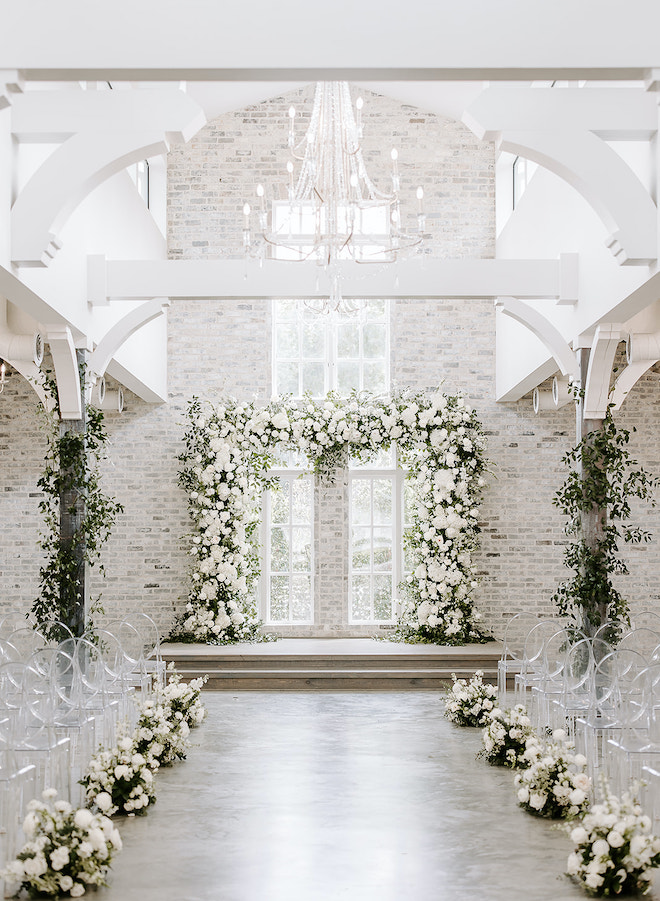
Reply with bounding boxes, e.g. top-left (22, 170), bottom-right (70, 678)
top-left (127, 160), bottom-right (150, 209)
top-left (272, 299), bottom-right (390, 398)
